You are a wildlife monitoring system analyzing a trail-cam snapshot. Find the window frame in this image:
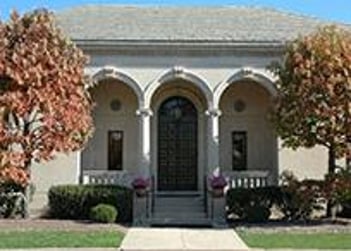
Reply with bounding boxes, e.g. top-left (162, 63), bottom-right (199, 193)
top-left (231, 131), bottom-right (248, 171)
top-left (108, 130), bottom-right (123, 171)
